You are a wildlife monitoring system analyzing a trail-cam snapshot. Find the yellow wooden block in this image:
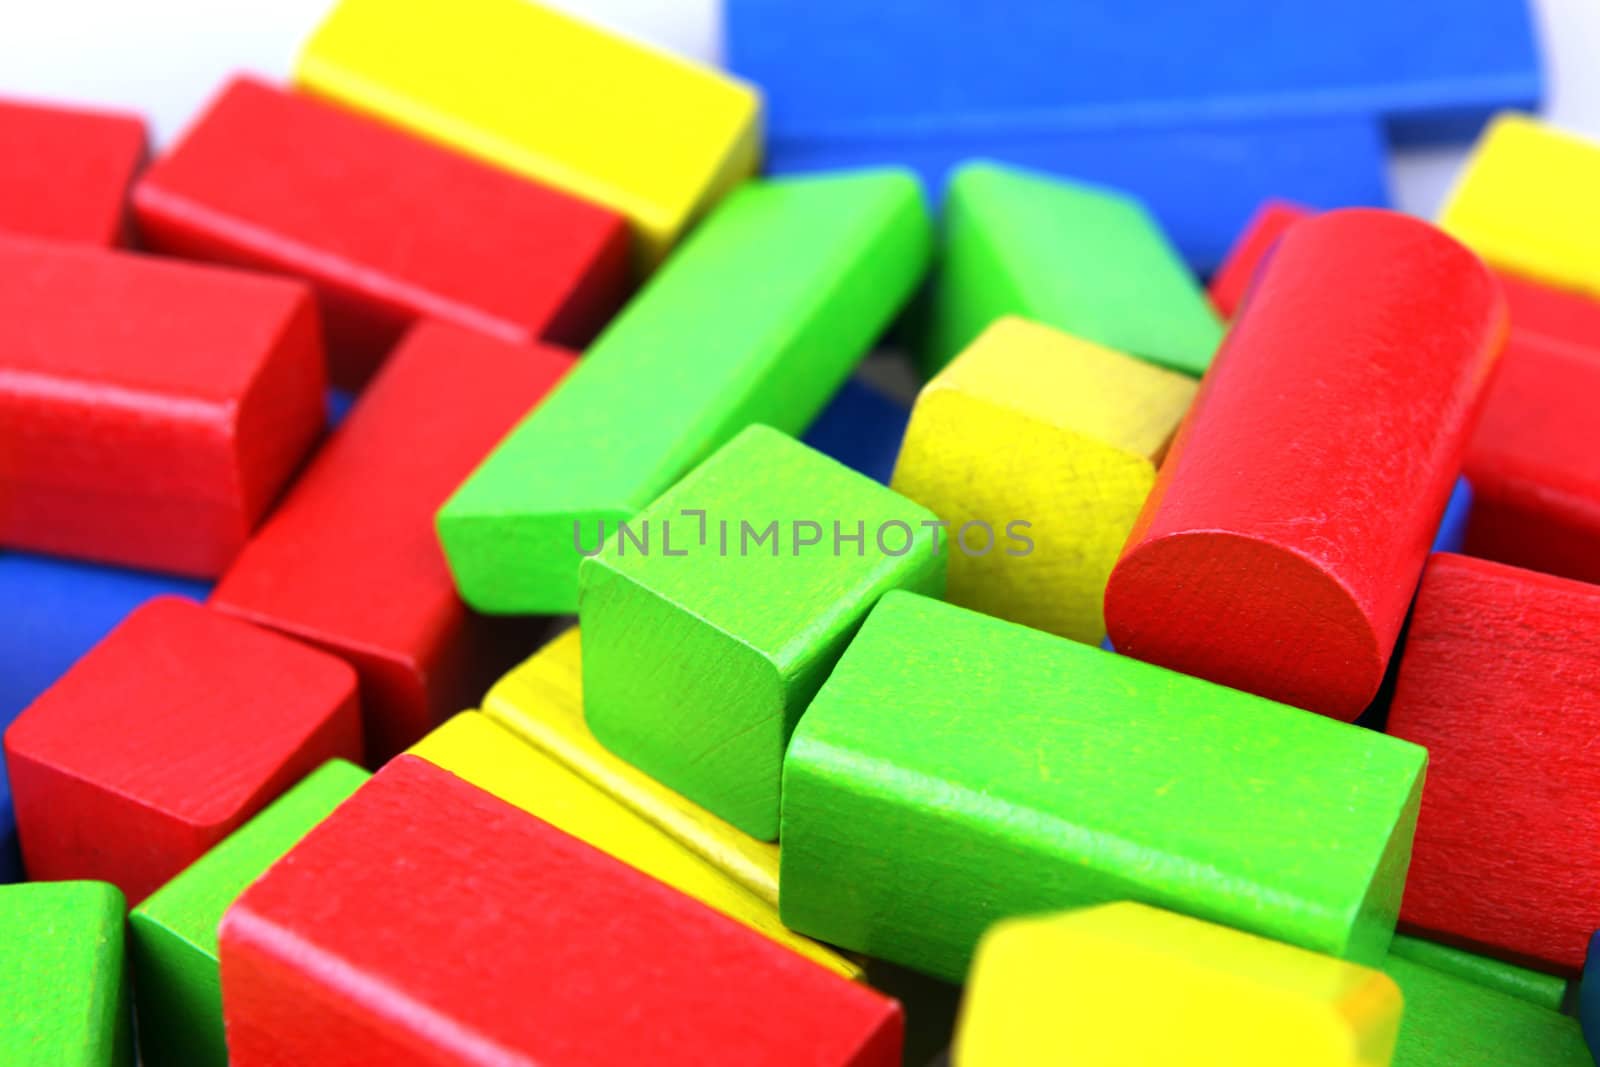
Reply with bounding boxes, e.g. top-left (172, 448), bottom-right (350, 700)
top-left (1440, 113), bottom-right (1600, 298)
top-left (954, 903), bottom-right (1401, 1067)
top-left (481, 628), bottom-right (781, 906)
top-left (408, 711), bottom-right (858, 979)
top-left (890, 316), bottom-right (1195, 643)
top-left (295, 0), bottom-right (762, 269)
